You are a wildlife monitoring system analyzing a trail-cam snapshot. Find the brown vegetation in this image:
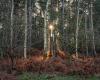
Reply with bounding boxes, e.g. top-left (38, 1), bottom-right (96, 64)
top-left (0, 50), bottom-right (100, 79)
